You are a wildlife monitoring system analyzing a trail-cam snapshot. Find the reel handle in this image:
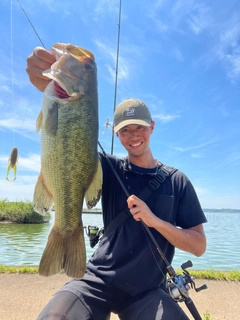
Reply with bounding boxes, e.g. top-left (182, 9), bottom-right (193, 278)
top-left (196, 284), bottom-right (208, 292)
top-left (181, 260), bottom-right (193, 270)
